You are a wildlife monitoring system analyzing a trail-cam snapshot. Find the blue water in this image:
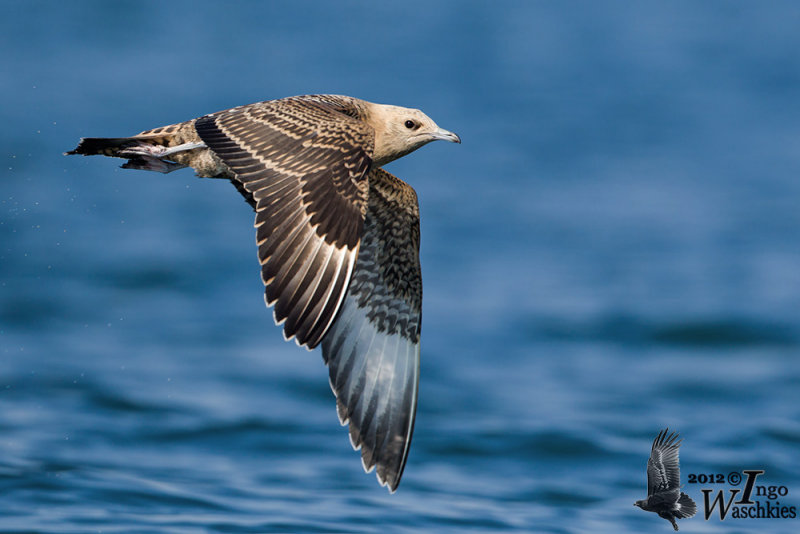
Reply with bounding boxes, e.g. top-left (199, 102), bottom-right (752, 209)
top-left (3, 1), bottom-right (800, 532)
